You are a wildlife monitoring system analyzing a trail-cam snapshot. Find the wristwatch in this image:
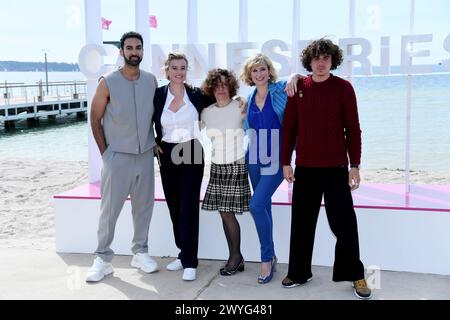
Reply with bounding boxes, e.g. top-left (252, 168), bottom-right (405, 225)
top-left (350, 164), bottom-right (360, 169)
